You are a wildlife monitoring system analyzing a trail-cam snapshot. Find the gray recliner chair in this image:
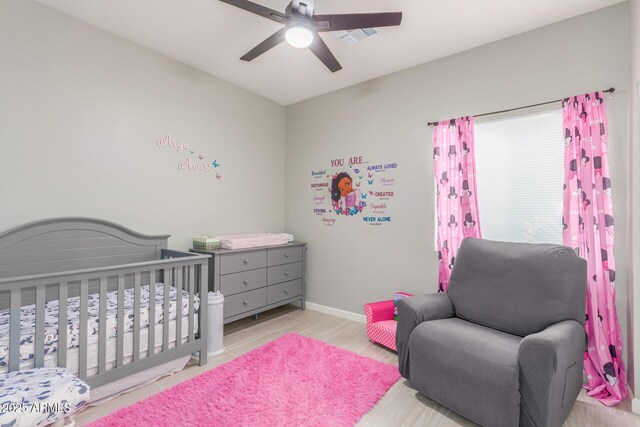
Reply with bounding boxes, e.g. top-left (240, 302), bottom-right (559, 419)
top-left (397, 238), bottom-right (587, 427)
